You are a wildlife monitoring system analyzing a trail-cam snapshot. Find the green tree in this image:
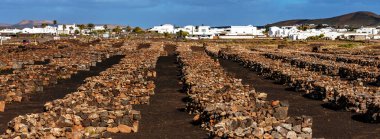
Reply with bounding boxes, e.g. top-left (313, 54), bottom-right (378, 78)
top-left (103, 25), bottom-right (108, 31)
top-left (87, 23), bottom-right (95, 30)
top-left (297, 25), bottom-right (308, 31)
top-left (125, 26), bottom-right (132, 32)
top-left (112, 26), bottom-right (122, 35)
top-left (176, 30), bottom-right (189, 39)
top-left (62, 24), bottom-right (67, 34)
top-left (132, 27), bottom-right (144, 33)
top-left (78, 24), bottom-right (85, 35)
top-left (74, 30), bottom-right (80, 35)
top-left (69, 26), bottom-right (74, 35)
top-left (315, 24), bottom-right (324, 29)
top-left (53, 20), bottom-right (57, 25)
top-left (41, 23), bottom-right (48, 28)
top-left (306, 34), bottom-right (325, 40)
